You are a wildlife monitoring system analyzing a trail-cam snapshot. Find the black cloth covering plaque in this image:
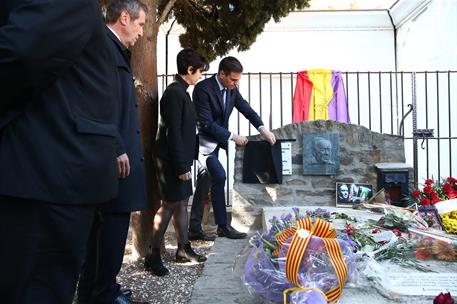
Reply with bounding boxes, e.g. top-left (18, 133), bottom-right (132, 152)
top-left (243, 141), bottom-right (283, 184)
